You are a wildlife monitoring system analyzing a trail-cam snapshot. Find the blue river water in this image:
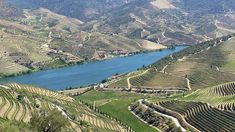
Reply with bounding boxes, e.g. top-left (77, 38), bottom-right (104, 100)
top-left (0, 46), bottom-right (187, 90)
